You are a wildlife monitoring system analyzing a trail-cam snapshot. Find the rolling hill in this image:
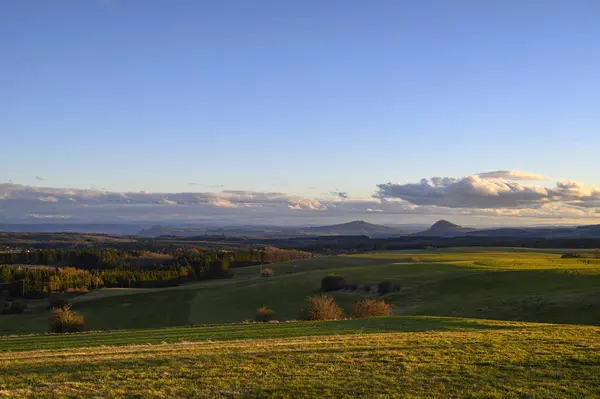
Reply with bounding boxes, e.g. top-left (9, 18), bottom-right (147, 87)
top-left (2, 317), bottom-right (598, 398)
top-left (417, 220), bottom-right (600, 239)
top-left (138, 220), bottom-right (407, 238)
top-left (418, 220), bottom-right (477, 236)
top-left (3, 249), bottom-right (600, 335)
top-left (2, 249), bottom-right (600, 397)
top-left (300, 220), bottom-right (405, 237)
